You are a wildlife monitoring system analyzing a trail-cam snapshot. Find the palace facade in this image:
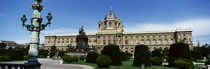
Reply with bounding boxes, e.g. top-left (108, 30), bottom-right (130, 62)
top-left (44, 8), bottom-right (193, 54)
